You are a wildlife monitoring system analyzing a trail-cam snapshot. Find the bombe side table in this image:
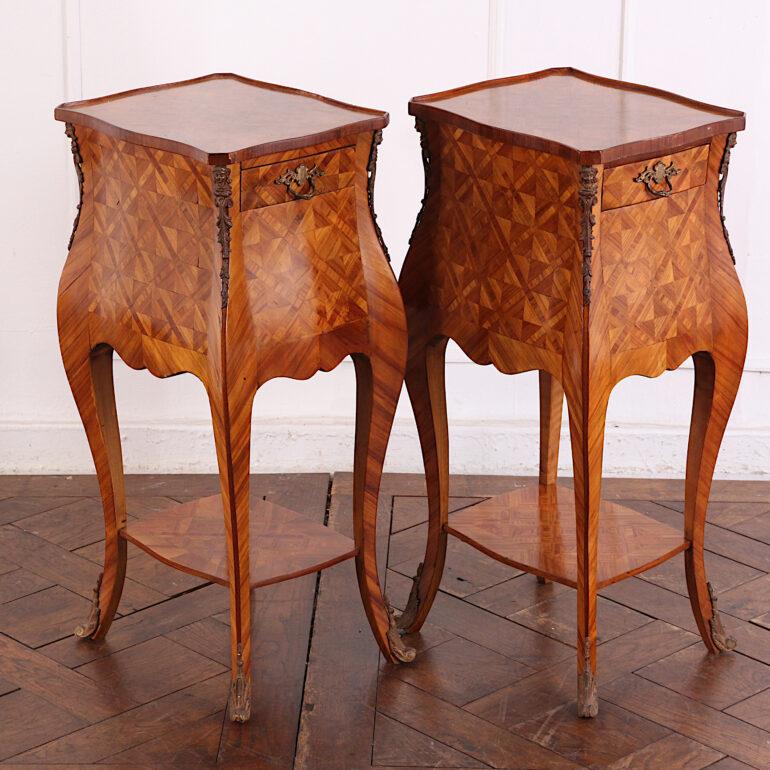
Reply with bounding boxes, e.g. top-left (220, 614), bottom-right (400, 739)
top-left (397, 68), bottom-right (747, 717)
top-left (55, 73), bottom-right (414, 723)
